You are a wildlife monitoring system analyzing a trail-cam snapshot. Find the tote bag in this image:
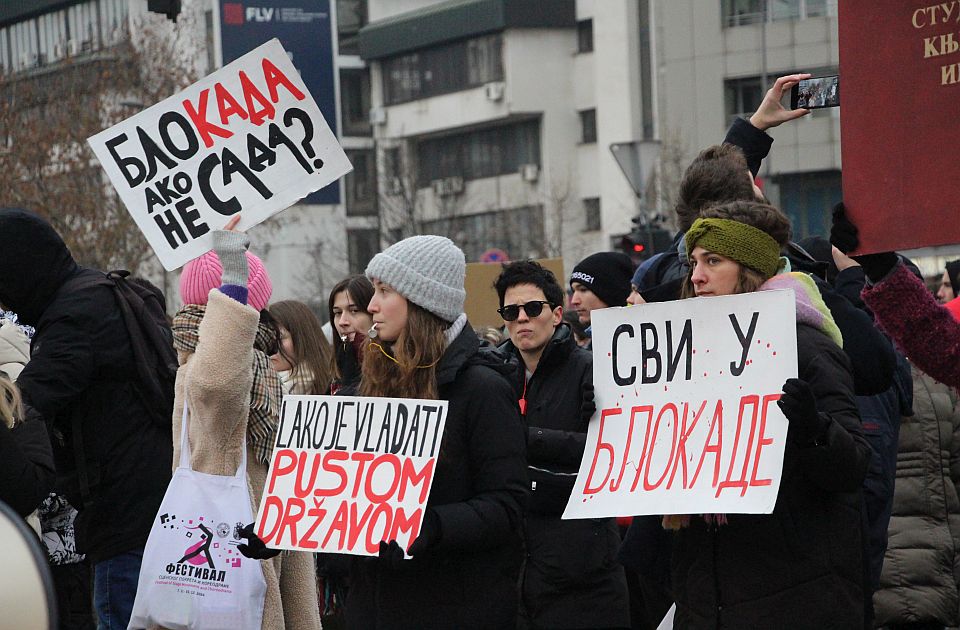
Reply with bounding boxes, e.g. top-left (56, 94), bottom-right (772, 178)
top-left (128, 401), bottom-right (267, 630)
